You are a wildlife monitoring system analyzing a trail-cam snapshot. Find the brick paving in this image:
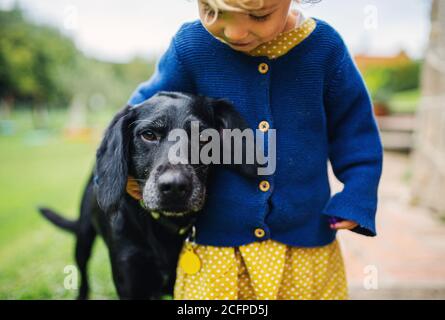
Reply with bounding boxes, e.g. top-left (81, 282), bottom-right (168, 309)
top-left (330, 152), bottom-right (445, 299)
